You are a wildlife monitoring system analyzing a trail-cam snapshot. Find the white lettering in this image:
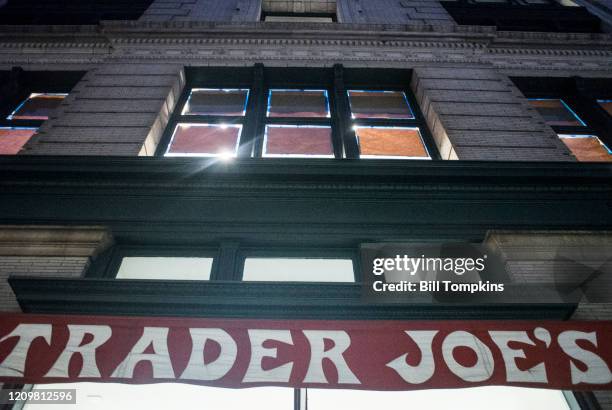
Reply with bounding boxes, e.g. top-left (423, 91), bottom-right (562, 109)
top-left (243, 330), bottom-right (293, 383)
top-left (387, 331), bottom-right (438, 384)
top-left (442, 331), bottom-right (494, 382)
top-left (0, 324), bottom-right (51, 377)
top-left (45, 325), bottom-right (111, 378)
top-left (558, 331), bottom-right (612, 385)
top-left (180, 328), bottom-right (237, 381)
top-left (489, 330), bottom-right (547, 383)
top-left (303, 330), bottom-right (360, 384)
top-left (111, 327), bottom-right (174, 379)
